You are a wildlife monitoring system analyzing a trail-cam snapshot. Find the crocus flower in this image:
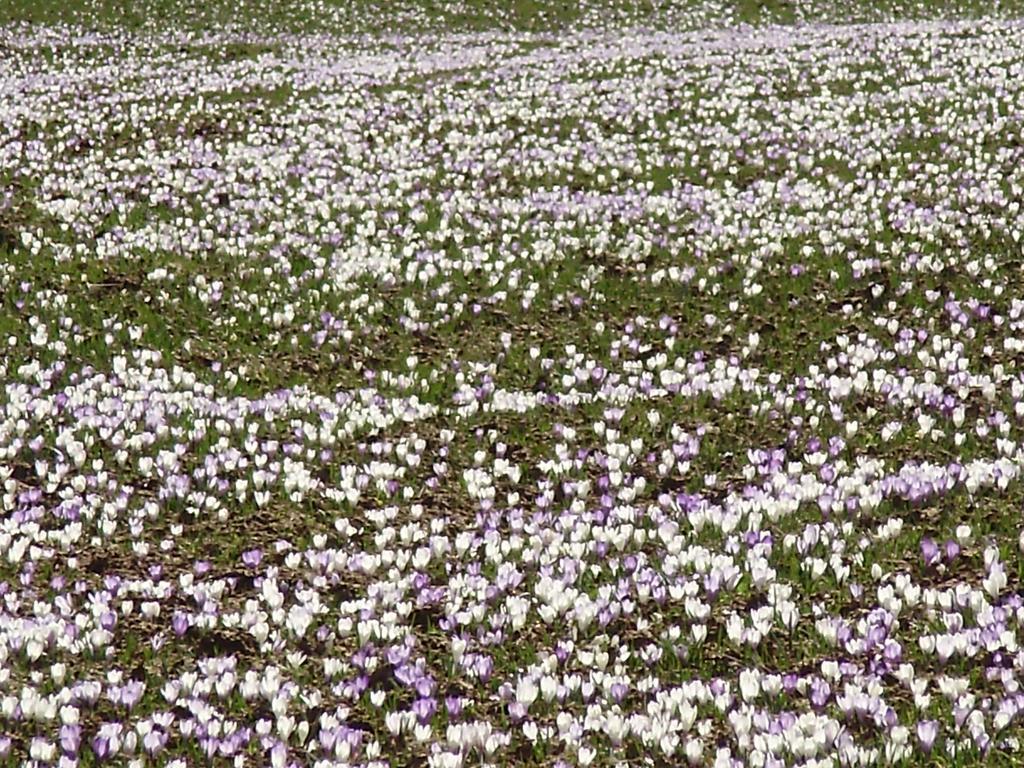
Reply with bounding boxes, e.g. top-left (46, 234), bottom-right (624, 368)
top-left (445, 696), bottom-right (463, 718)
top-left (921, 537), bottom-right (940, 566)
top-left (242, 549), bottom-right (263, 568)
top-left (917, 720), bottom-right (939, 752)
top-left (412, 697), bottom-right (437, 723)
top-left (172, 613), bottom-right (189, 636)
top-left (944, 540), bottom-right (960, 561)
top-left (60, 724), bottom-right (81, 753)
